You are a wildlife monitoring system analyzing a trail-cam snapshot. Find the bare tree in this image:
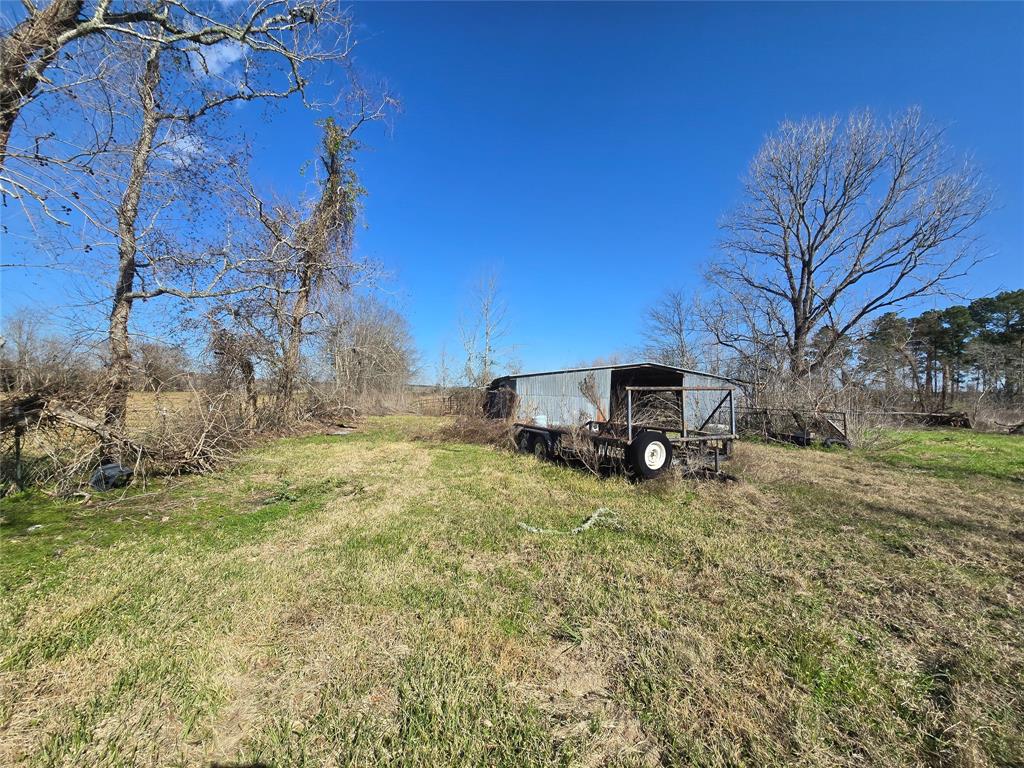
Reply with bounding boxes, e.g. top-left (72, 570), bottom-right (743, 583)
top-left (98, 27), bottom-right (360, 438)
top-left (1, 6), bottom-right (395, 483)
top-left (208, 327), bottom-right (260, 415)
top-left (316, 292), bottom-right (416, 408)
top-left (707, 108), bottom-right (988, 377)
top-left (639, 289), bottom-right (696, 368)
top-left (215, 96), bottom-right (393, 419)
top-left (436, 341), bottom-right (452, 393)
top-left (2, 3), bottom-right (363, 446)
top-left (460, 272), bottom-right (509, 387)
top-left (275, 118), bottom-right (363, 410)
top-left (135, 341), bottom-right (190, 391)
top-left (0, 308), bottom-right (100, 394)
top-left (0, 0), bottom-right (350, 179)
